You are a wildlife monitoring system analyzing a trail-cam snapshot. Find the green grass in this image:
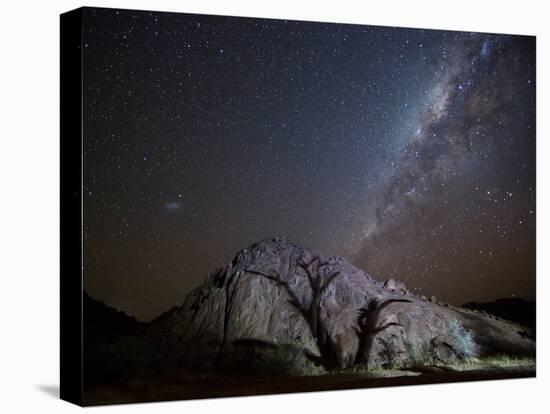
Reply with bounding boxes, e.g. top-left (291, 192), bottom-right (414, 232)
top-left (444, 355), bottom-right (535, 371)
top-left (327, 354), bottom-right (535, 378)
